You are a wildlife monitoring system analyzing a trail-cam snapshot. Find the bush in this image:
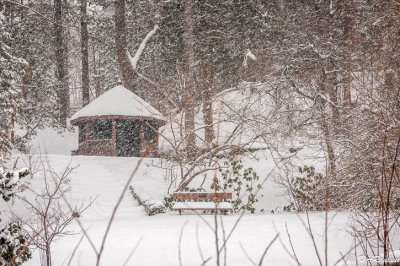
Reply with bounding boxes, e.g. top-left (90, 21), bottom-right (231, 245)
top-left (0, 222), bottom-right (31, 266)
top-left (163, 194), bottom-right (174, 210)
top-left (129, 186), bottom-right (166, 216)
top-left (212, 160), bottom-right (263, 213)
top-left (0, 168), bottom-right (29, 201)
top-left (284, 165), bottom-right (325, 212)
top-left (0, 168), bottom-right (31, 265)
